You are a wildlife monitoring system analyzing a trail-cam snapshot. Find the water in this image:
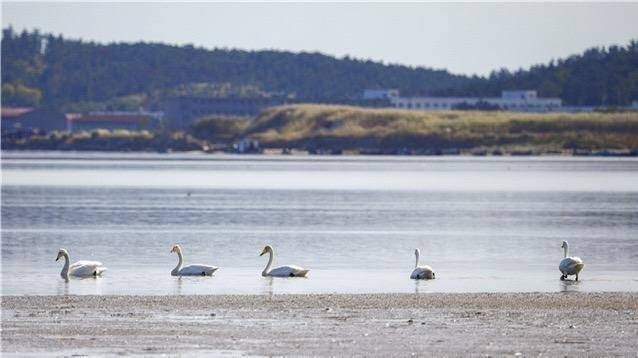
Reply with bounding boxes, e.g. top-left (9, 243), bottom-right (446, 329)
top-left (2, 152), bottom-right (638, 295)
